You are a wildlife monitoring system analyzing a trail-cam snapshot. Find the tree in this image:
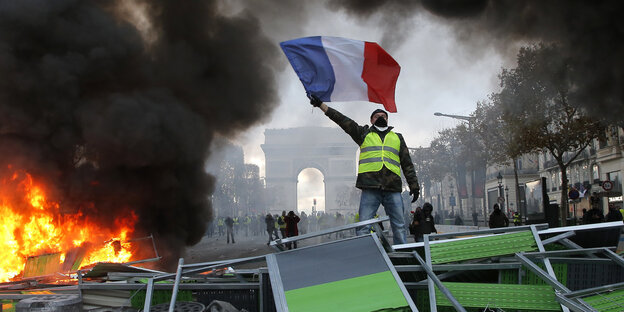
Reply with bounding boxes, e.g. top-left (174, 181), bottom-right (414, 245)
top-left (453, 121), bottom-right (489, 216)
top-left (429, 128), bottom-right (466, 215)
top-left (207, 141), bottom-right (265, 217)
top-left (498, 44), bottom-right (605, 225)
top-left (474, 97), bottom-right (528, 217)
top-left (240, 164), bottom-right (264, 215)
